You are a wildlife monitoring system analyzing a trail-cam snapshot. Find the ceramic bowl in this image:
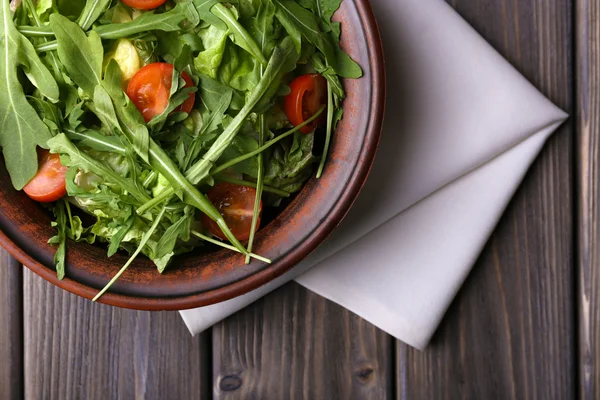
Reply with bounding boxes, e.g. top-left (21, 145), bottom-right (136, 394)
top-left (0, 0), bottom-right (385, 310)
